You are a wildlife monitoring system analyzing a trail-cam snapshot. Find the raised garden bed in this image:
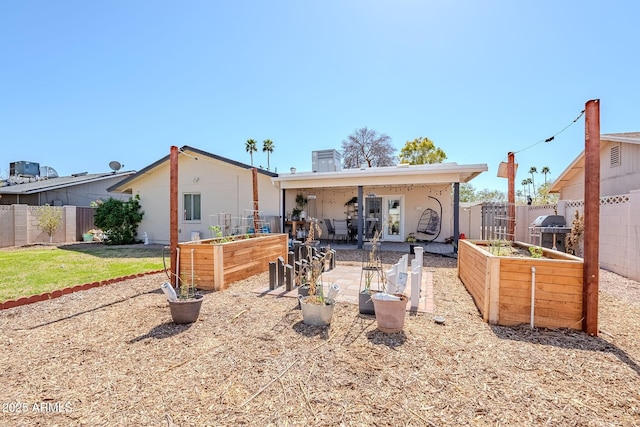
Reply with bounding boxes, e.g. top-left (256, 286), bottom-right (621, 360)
top-left (177, 233), bottom-right (288, 291)
top-left (458, 240), bottom-right (584, 329)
